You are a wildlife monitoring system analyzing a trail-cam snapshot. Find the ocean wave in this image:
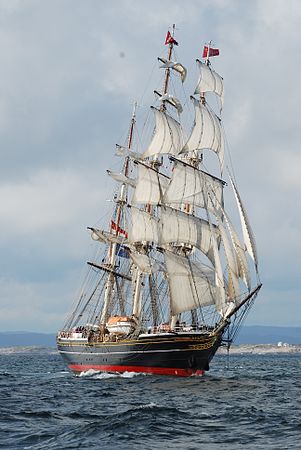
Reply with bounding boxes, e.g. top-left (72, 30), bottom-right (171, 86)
top-left (1, 353), bottom-right (300, 450)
